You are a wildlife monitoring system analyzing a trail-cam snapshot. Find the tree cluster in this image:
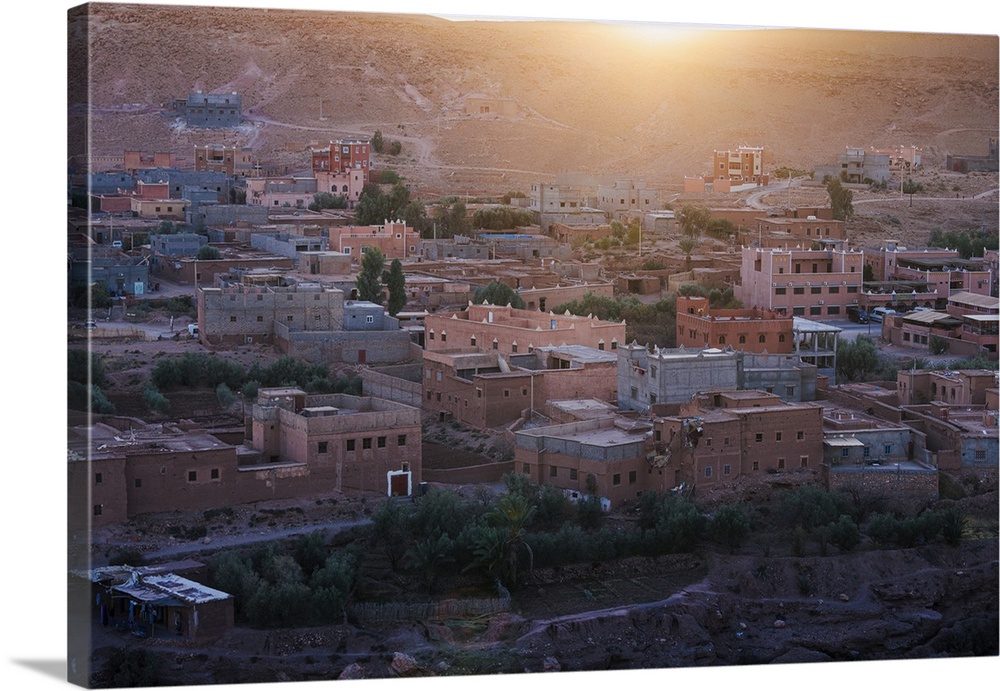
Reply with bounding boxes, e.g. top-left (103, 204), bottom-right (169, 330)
top-left (209, 535), bottom-right (359, 627)
top-left (553, 292), bottom-right (678, 348)
top-left (308, 192), bottom-right (348, 211)
top-left (929, 228), bottom-right (998, 259)
top-left (471, 206), bottom-right (535, 230)
top-left (472, 281), bottom-right (525, 309)
top-left (826, 178), bottom-right (855, 220)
